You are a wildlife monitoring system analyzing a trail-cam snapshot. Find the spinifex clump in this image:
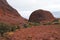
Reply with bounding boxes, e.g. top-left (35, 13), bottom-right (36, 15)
top-left (0, 23), bottom-right (20, 37)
